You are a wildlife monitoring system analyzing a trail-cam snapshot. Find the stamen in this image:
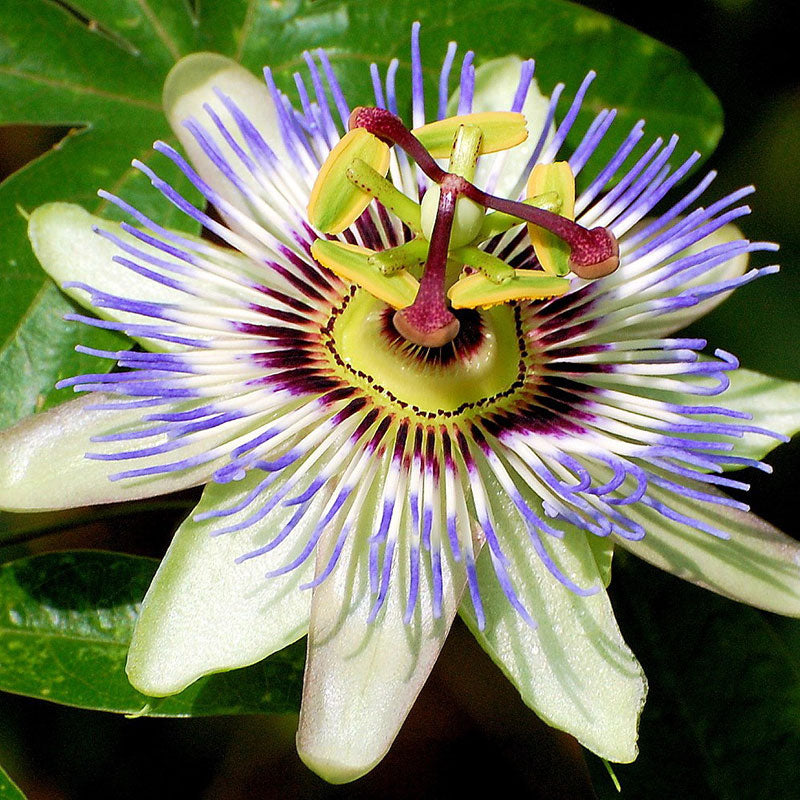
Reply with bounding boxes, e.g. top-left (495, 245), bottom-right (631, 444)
top-left (349, 106), bottom-right (620, 279)
top-left (345, 157), bottom-right (422, 233)
top-left (368, 238), bottom-right (429, 275)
